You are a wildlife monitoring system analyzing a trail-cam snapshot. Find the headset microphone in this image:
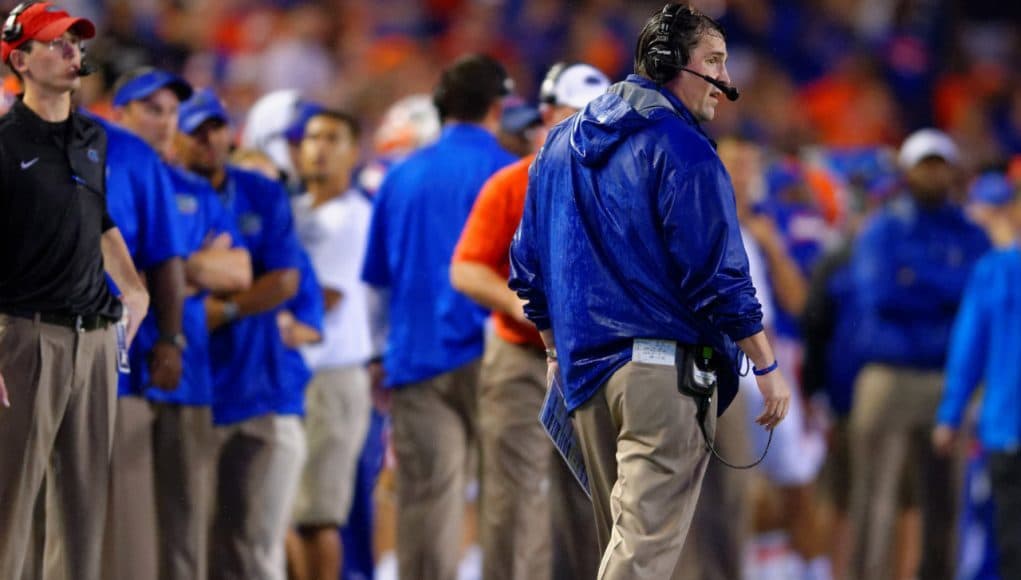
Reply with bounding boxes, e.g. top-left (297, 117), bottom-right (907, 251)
top-left (76, 61), bottom-right (94, 77)
top-left (680, 67), bottom-right (739, 101)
